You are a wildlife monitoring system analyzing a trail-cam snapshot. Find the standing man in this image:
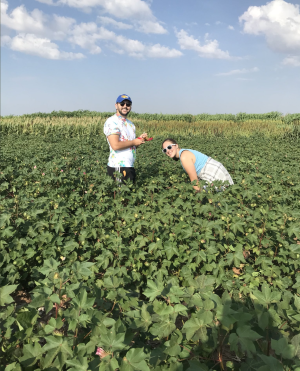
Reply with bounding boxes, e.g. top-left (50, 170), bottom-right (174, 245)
top-left (103, 94), bottom-right (147, 183)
